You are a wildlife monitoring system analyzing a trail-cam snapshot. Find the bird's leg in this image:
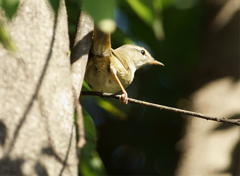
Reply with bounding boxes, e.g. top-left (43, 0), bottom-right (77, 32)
top-left (110, 67), bottom-right (128, 104)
